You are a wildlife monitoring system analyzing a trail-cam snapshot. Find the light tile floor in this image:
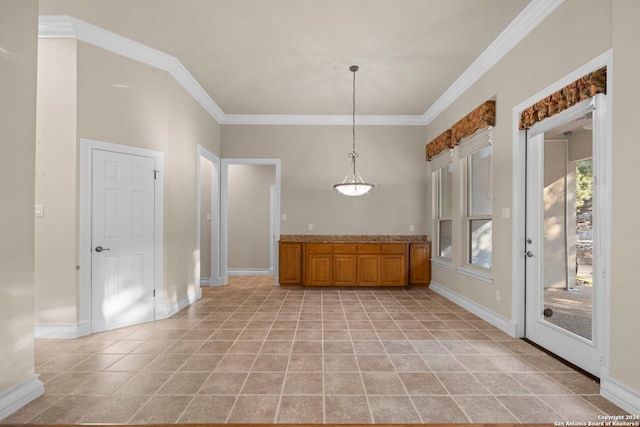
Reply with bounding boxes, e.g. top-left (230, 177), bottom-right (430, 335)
top-left (2, 276), bottom-right (627, 424)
